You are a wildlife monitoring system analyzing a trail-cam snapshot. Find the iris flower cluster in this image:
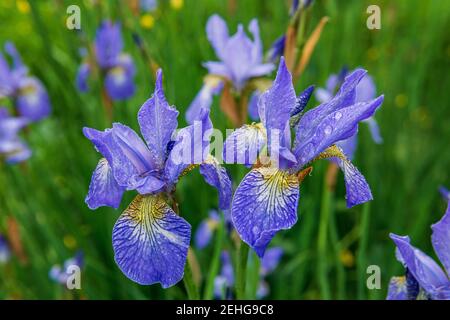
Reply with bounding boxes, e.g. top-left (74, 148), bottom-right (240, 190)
top-left (227, 58), bottom-right (383, 257)
top-left (0, 42), bottom-right (51, 163)
top-left (49, 252), bottom-right (84, 285)
top-left (84, 70), bottom-right (231, 287)
top-left (387, 200), bottom-right (450, 300)
top-left (77, 21), bottom-right (136, 101)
